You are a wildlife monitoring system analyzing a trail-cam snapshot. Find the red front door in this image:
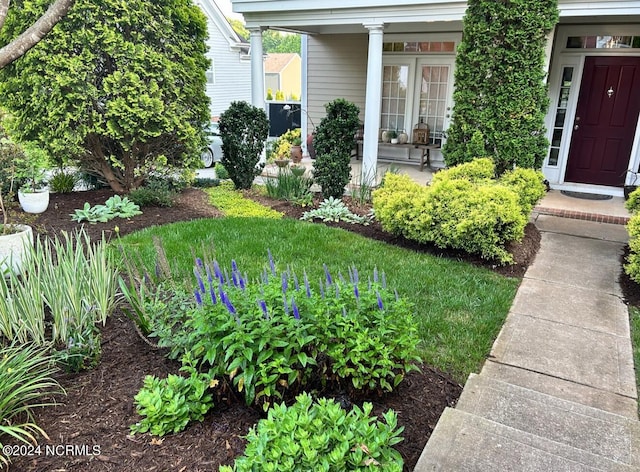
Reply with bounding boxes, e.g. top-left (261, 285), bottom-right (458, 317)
top-left (565, 56), bottom-right (640, 187)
